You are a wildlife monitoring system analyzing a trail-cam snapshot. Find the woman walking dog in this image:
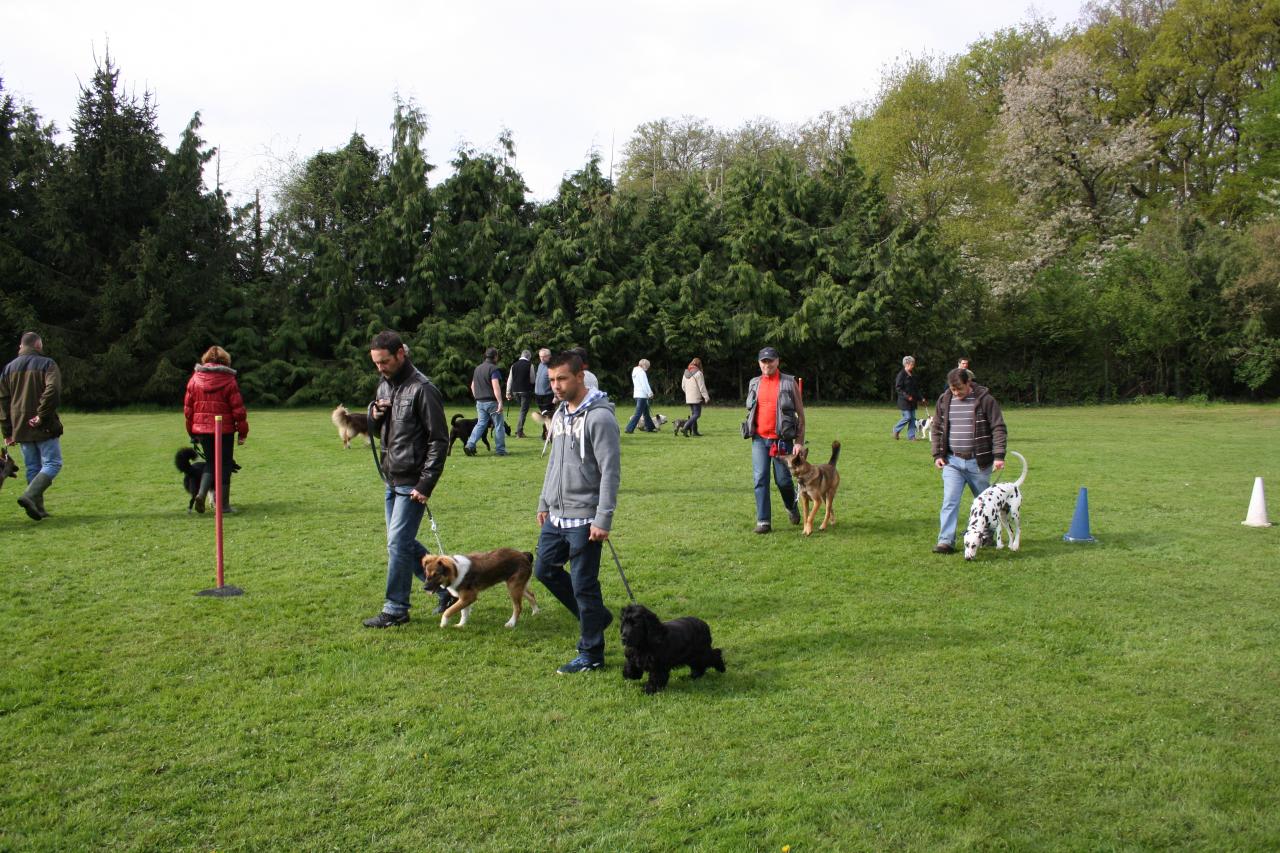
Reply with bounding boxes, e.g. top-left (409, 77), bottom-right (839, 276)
top-left (183, 345), bottom-right (249, 513)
